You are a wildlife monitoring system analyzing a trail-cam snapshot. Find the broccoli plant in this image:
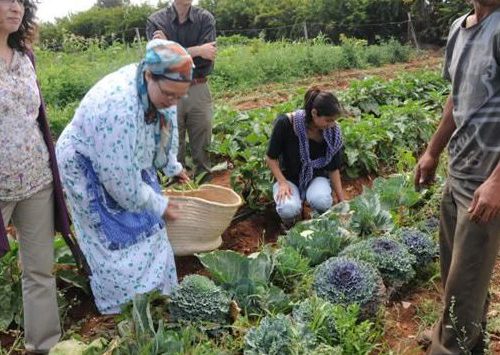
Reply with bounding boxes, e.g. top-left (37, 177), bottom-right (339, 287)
top-left (279, 217), bottom-right (353, 266)
top-left (393, 227), bottom-right (437, 269)
top-left (169, 275), bottom-right (231, 324)
top-left (313, 257), bottom-right (386, 319)
top-left (339, 237), bottom-right (416, 289)
top-left (244, 314), bottom-right (315, 355)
